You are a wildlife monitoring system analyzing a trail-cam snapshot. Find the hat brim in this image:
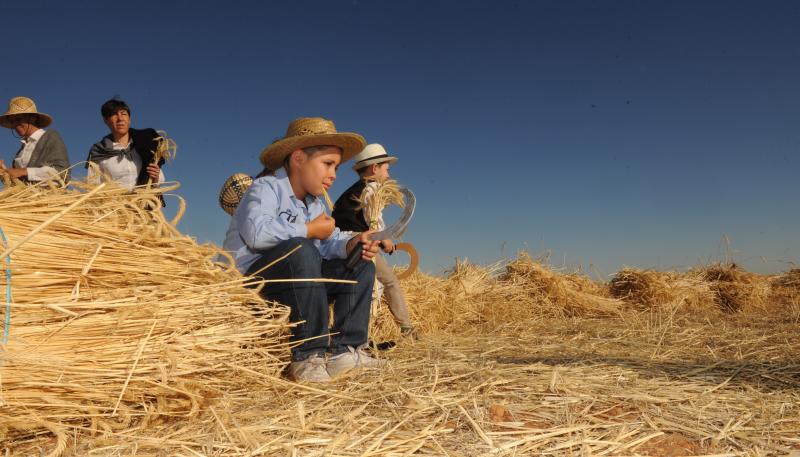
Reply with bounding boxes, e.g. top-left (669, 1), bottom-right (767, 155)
top-left (0, 112), bottom-right (53, 129)
top-left (352, 156), bottom-right (398, 171)
top-left (260, 132), bottom-right (366, 171)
